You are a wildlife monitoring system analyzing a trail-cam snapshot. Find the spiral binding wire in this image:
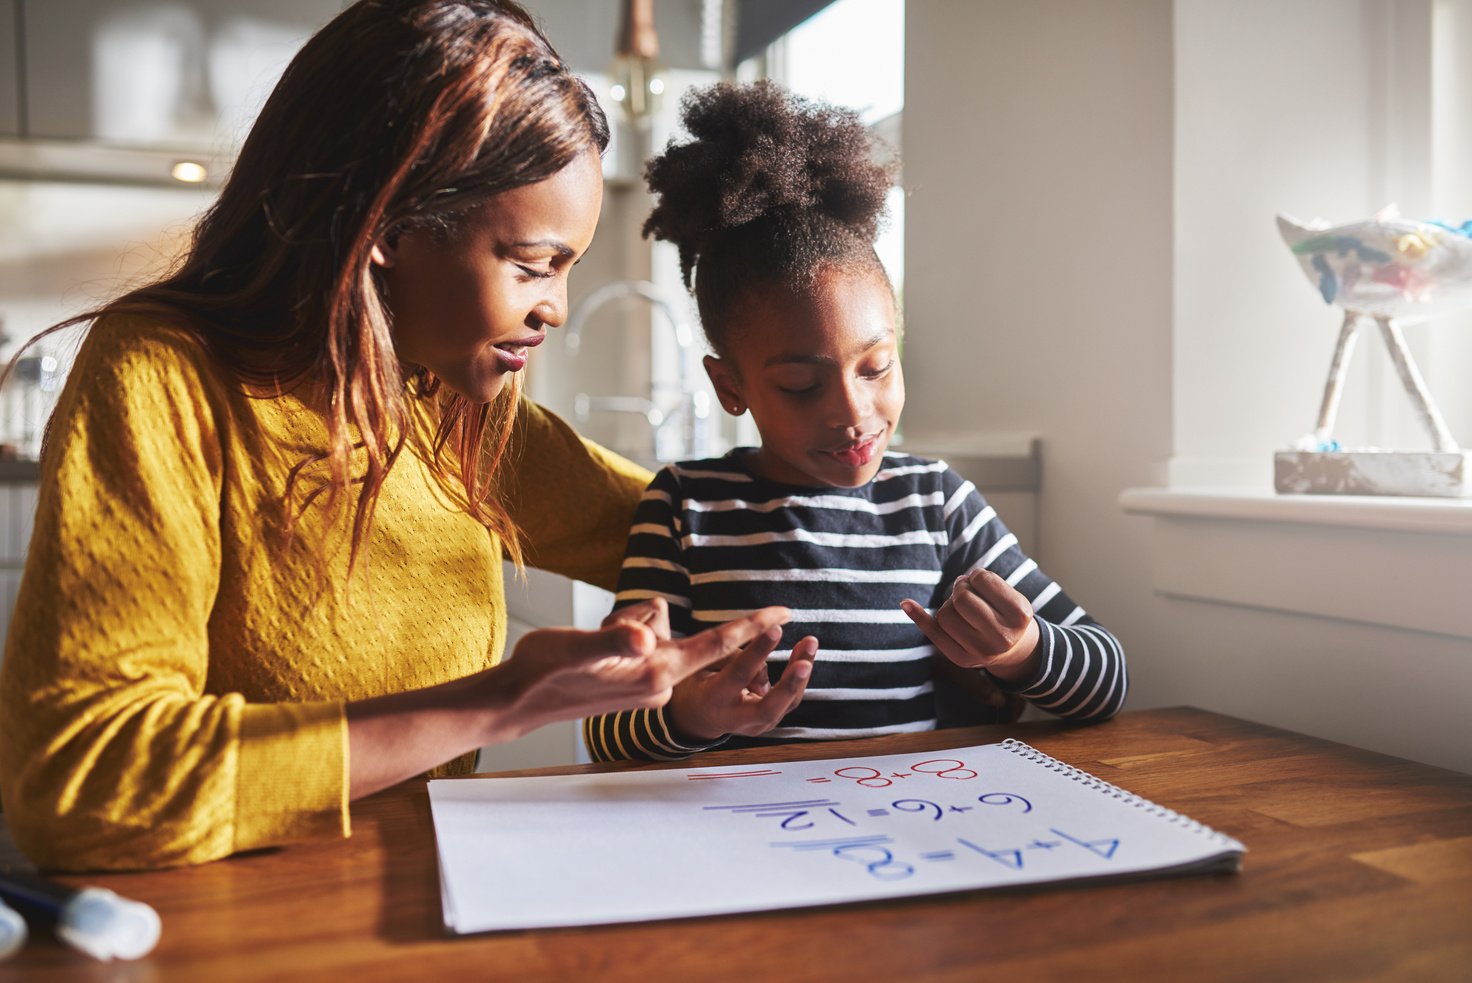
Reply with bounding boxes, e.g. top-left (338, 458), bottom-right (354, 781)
top-left (999, 739), bottom-right (1245, 851)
